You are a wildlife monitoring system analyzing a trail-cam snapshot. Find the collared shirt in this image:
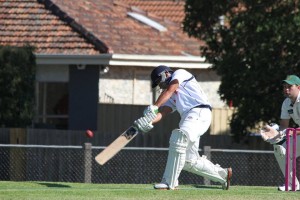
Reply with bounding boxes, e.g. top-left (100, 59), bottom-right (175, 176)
top-left (281, 92), bottom-right (300, 126)
top-left (162, 69), bottom-right (210, 117)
